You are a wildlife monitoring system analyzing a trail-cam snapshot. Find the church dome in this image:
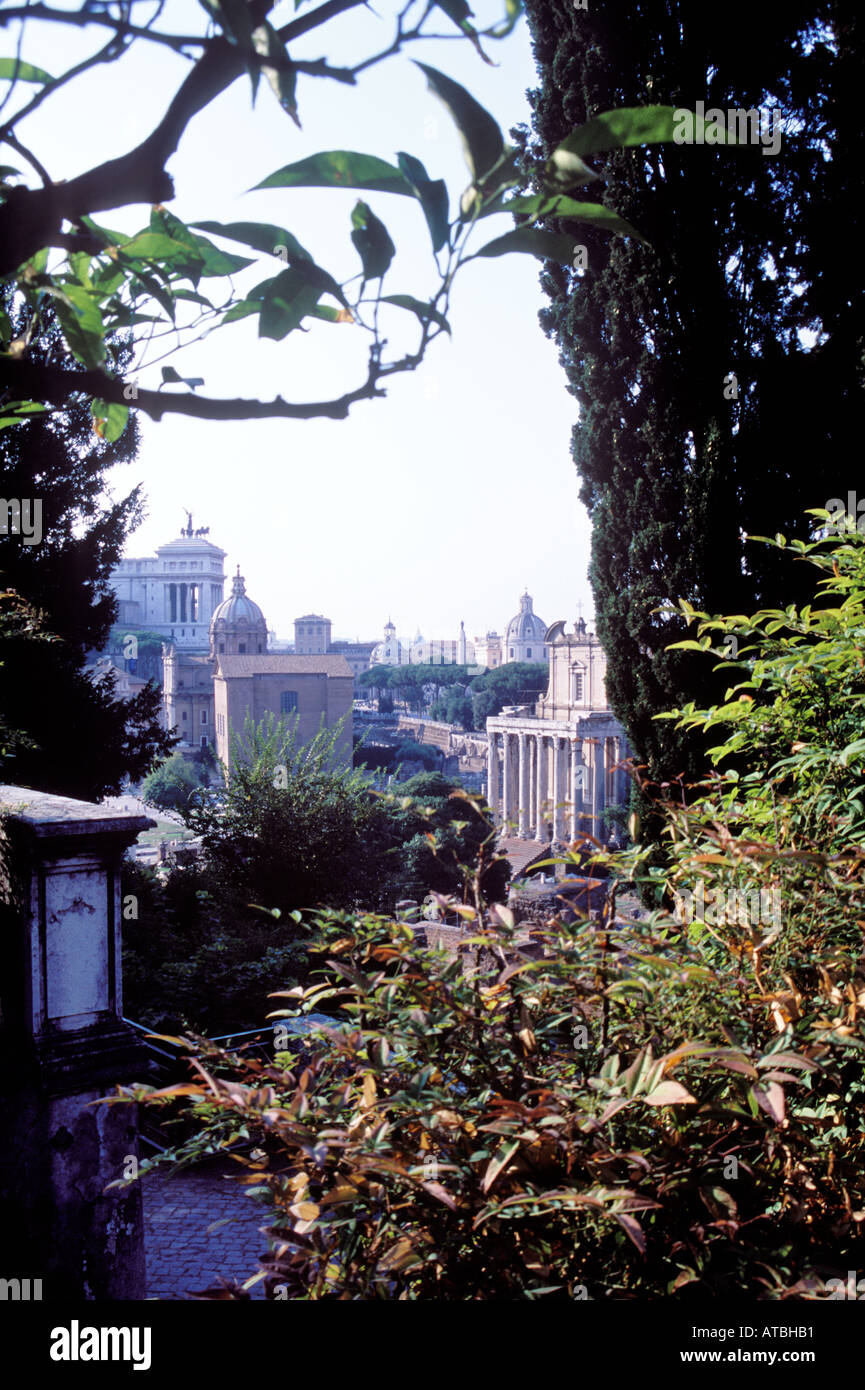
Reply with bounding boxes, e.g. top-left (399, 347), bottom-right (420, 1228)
top-left (505, 591), bottom-right (547, 649)
top-left (210, 568), bottom-right (268, 656)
